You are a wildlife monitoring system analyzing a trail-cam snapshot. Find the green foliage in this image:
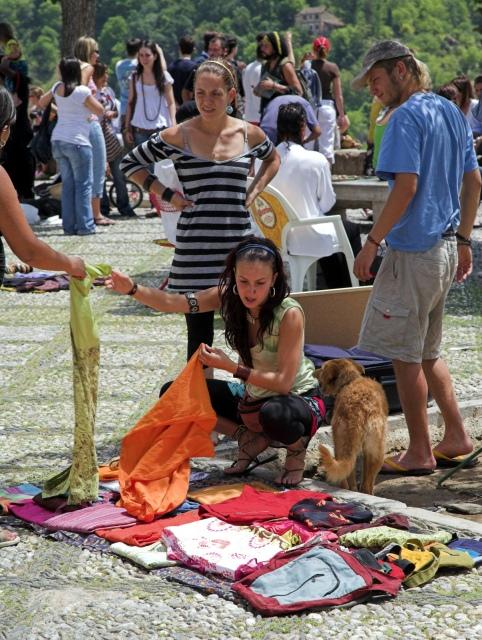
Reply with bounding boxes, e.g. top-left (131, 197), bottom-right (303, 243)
top-left (2, 0), bottom-right (481, 139)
